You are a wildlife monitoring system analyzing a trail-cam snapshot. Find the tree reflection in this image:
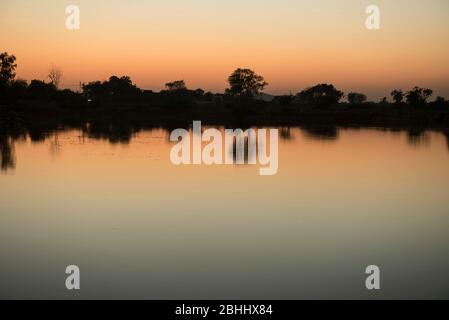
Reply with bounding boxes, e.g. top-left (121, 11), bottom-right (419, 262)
top-left (407, 129), bottom-right (430, 147)
top-left (0, 135), bottom-right (15, 172)
top-left (84, 122), bottom-right (136, 144)
top-left (279, 127), bottom-right (293, 141)
top-left (444, 131), bottom-right (449, 151)
top-left (302, 126), bottom-right (338, 141)
top-left (2, 122), bottom-right (449, 175)
top-left (227, 130), bottom-right (257, 165)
